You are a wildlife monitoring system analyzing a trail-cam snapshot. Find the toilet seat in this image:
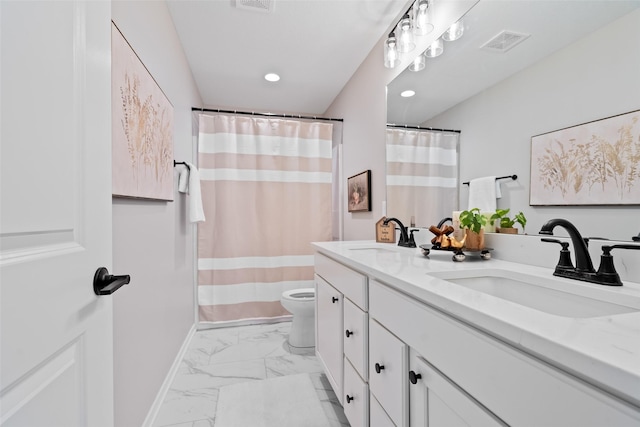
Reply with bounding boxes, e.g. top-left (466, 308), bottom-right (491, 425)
top-left (282, 288), bottom-right (315, 301)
